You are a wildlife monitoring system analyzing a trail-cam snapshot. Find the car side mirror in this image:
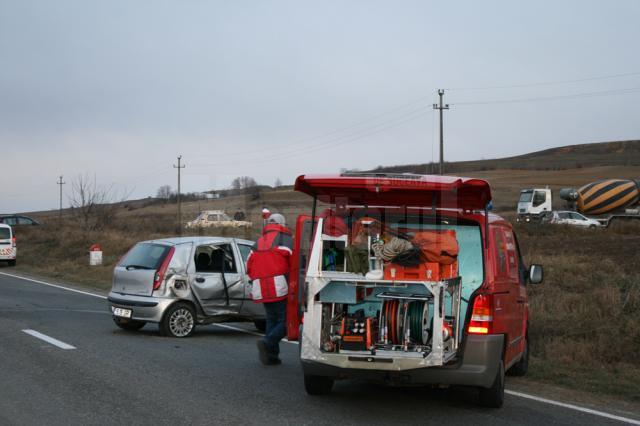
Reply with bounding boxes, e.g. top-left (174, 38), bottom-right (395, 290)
top-left (529, 264), bottom-right (543, 284)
